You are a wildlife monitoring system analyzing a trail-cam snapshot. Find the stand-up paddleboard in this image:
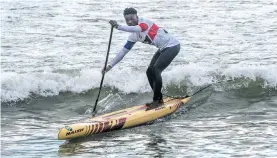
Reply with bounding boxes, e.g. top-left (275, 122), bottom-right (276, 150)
top-left (58, 97), bottom-right (190, 140)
